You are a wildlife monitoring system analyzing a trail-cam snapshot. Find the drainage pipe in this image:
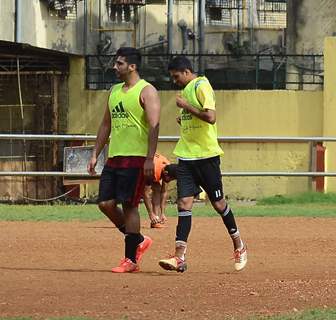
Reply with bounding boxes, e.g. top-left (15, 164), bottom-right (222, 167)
top-left (198, 0), bottom-right (205, 72)
top-left (167, 0), bottom-right (173, 53)
top-left (15, 0), bottom-right (22, 43)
